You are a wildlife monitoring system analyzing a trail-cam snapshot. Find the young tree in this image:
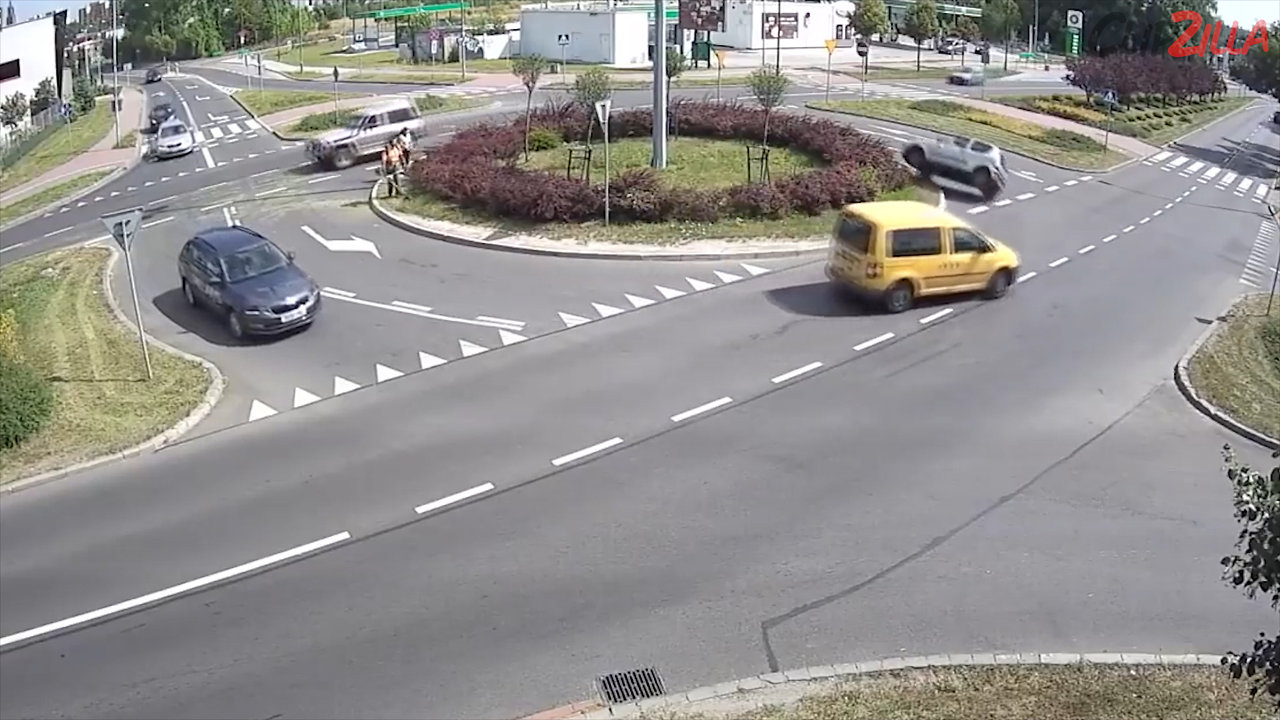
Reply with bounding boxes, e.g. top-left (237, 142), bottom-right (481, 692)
top-left (572, 66), bottom-right (612, 145)
top-left (0, 91), bottom-right (28, 129)
top-left (902, 0), bottom-right (940, 72)
top-left (851, 0), bottom-right (889, 40)
top-left (1220, 445), bottom-right (1280, 710)
top-left (511, 54), bottom-right (549, 161)
top-left (31, 78), bottom-right (57, 115)
top-left (746, 65), bottom-right (789, 148)
top-left (955, 16), bottom-right (980, 42)
top-left (665, 48), bottom-right (687, 99)
top-left (979, 0), bottom-right (1018, 71)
